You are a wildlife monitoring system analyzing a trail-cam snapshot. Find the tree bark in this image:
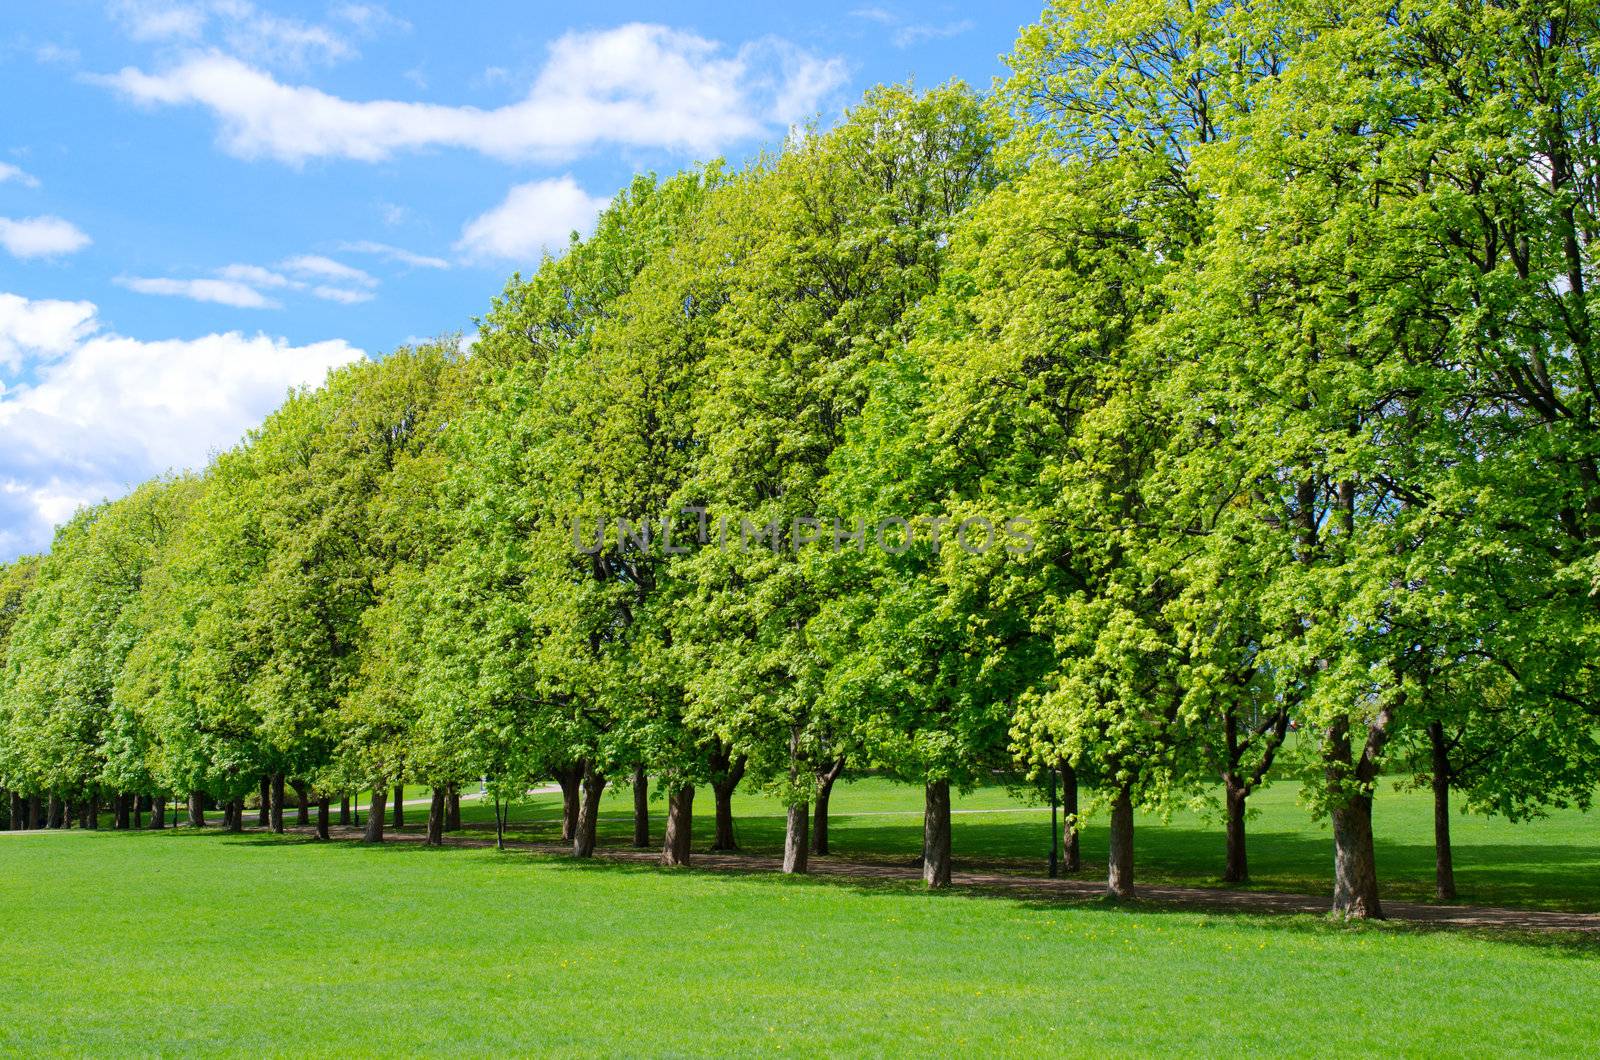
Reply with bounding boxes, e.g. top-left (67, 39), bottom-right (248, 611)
top-left (660, 783), bottom-right (694, 867)
top-left (446, 785), bottom-right (461, 831)
top-left (133, 794), bottom-right (144, 830)
top-left (270, 774), bottom-right (285, 834)
top-left (315, 798), bottom-right (330, 841)
top-left (1429, 721), bottom-right (1456, 901)
top-left (1223, 780), bottom-right (1248, 884)
top-left (631, 764), bottom-right (650, 847)
top-left (8, 791), bottom-right (22, 830)
top-left (363, 788), bottom-right (386, 843)
top-left (572, 764), bottom-right (606, 858)
top-left (339, 795), bottom-right (350, 826)
top-left (426, 788), bottom-right (445, 846)
top-left (150, 796), bottom-right (167, 830)
top-left (1107, 785), bottom-right (1135, 899)
top-left (188, 792), bottom-right (205, 827)
top-left (553, 764), bottom-right (582, 842)
top-left (923, 780), bottom-right (952, 888)
top-left (28, 794), bottom-right (43, 829)
top-left (47, 795), bottom-right (62, 829)
top-left (228, 798), bottom-right (244, 833)
top-left (1061, 761), bottom-right (1081, 872)
top-left (258, 775), bottom-right (270, 826)
top-left (392, 783), bottom-right (405, 830)
top-left (783, 800), bottom-right (809, 874)
top-left (1331, 794), bottom-right (1382, 918)
top-left (709, 752), bottom-right (745, 851)
top-left (293, 780), bottom-right (310, 826)
top-left (812, 756), bottom-right (845, 855)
